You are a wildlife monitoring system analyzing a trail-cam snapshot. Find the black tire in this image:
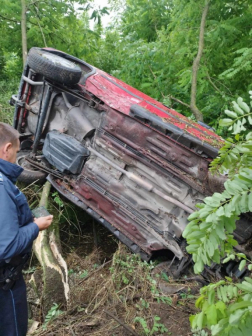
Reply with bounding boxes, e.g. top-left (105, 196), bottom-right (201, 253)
top-left (16, 151), bottom-right (50, 184)
top-left (27, 48), bottom-right (82, 85)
